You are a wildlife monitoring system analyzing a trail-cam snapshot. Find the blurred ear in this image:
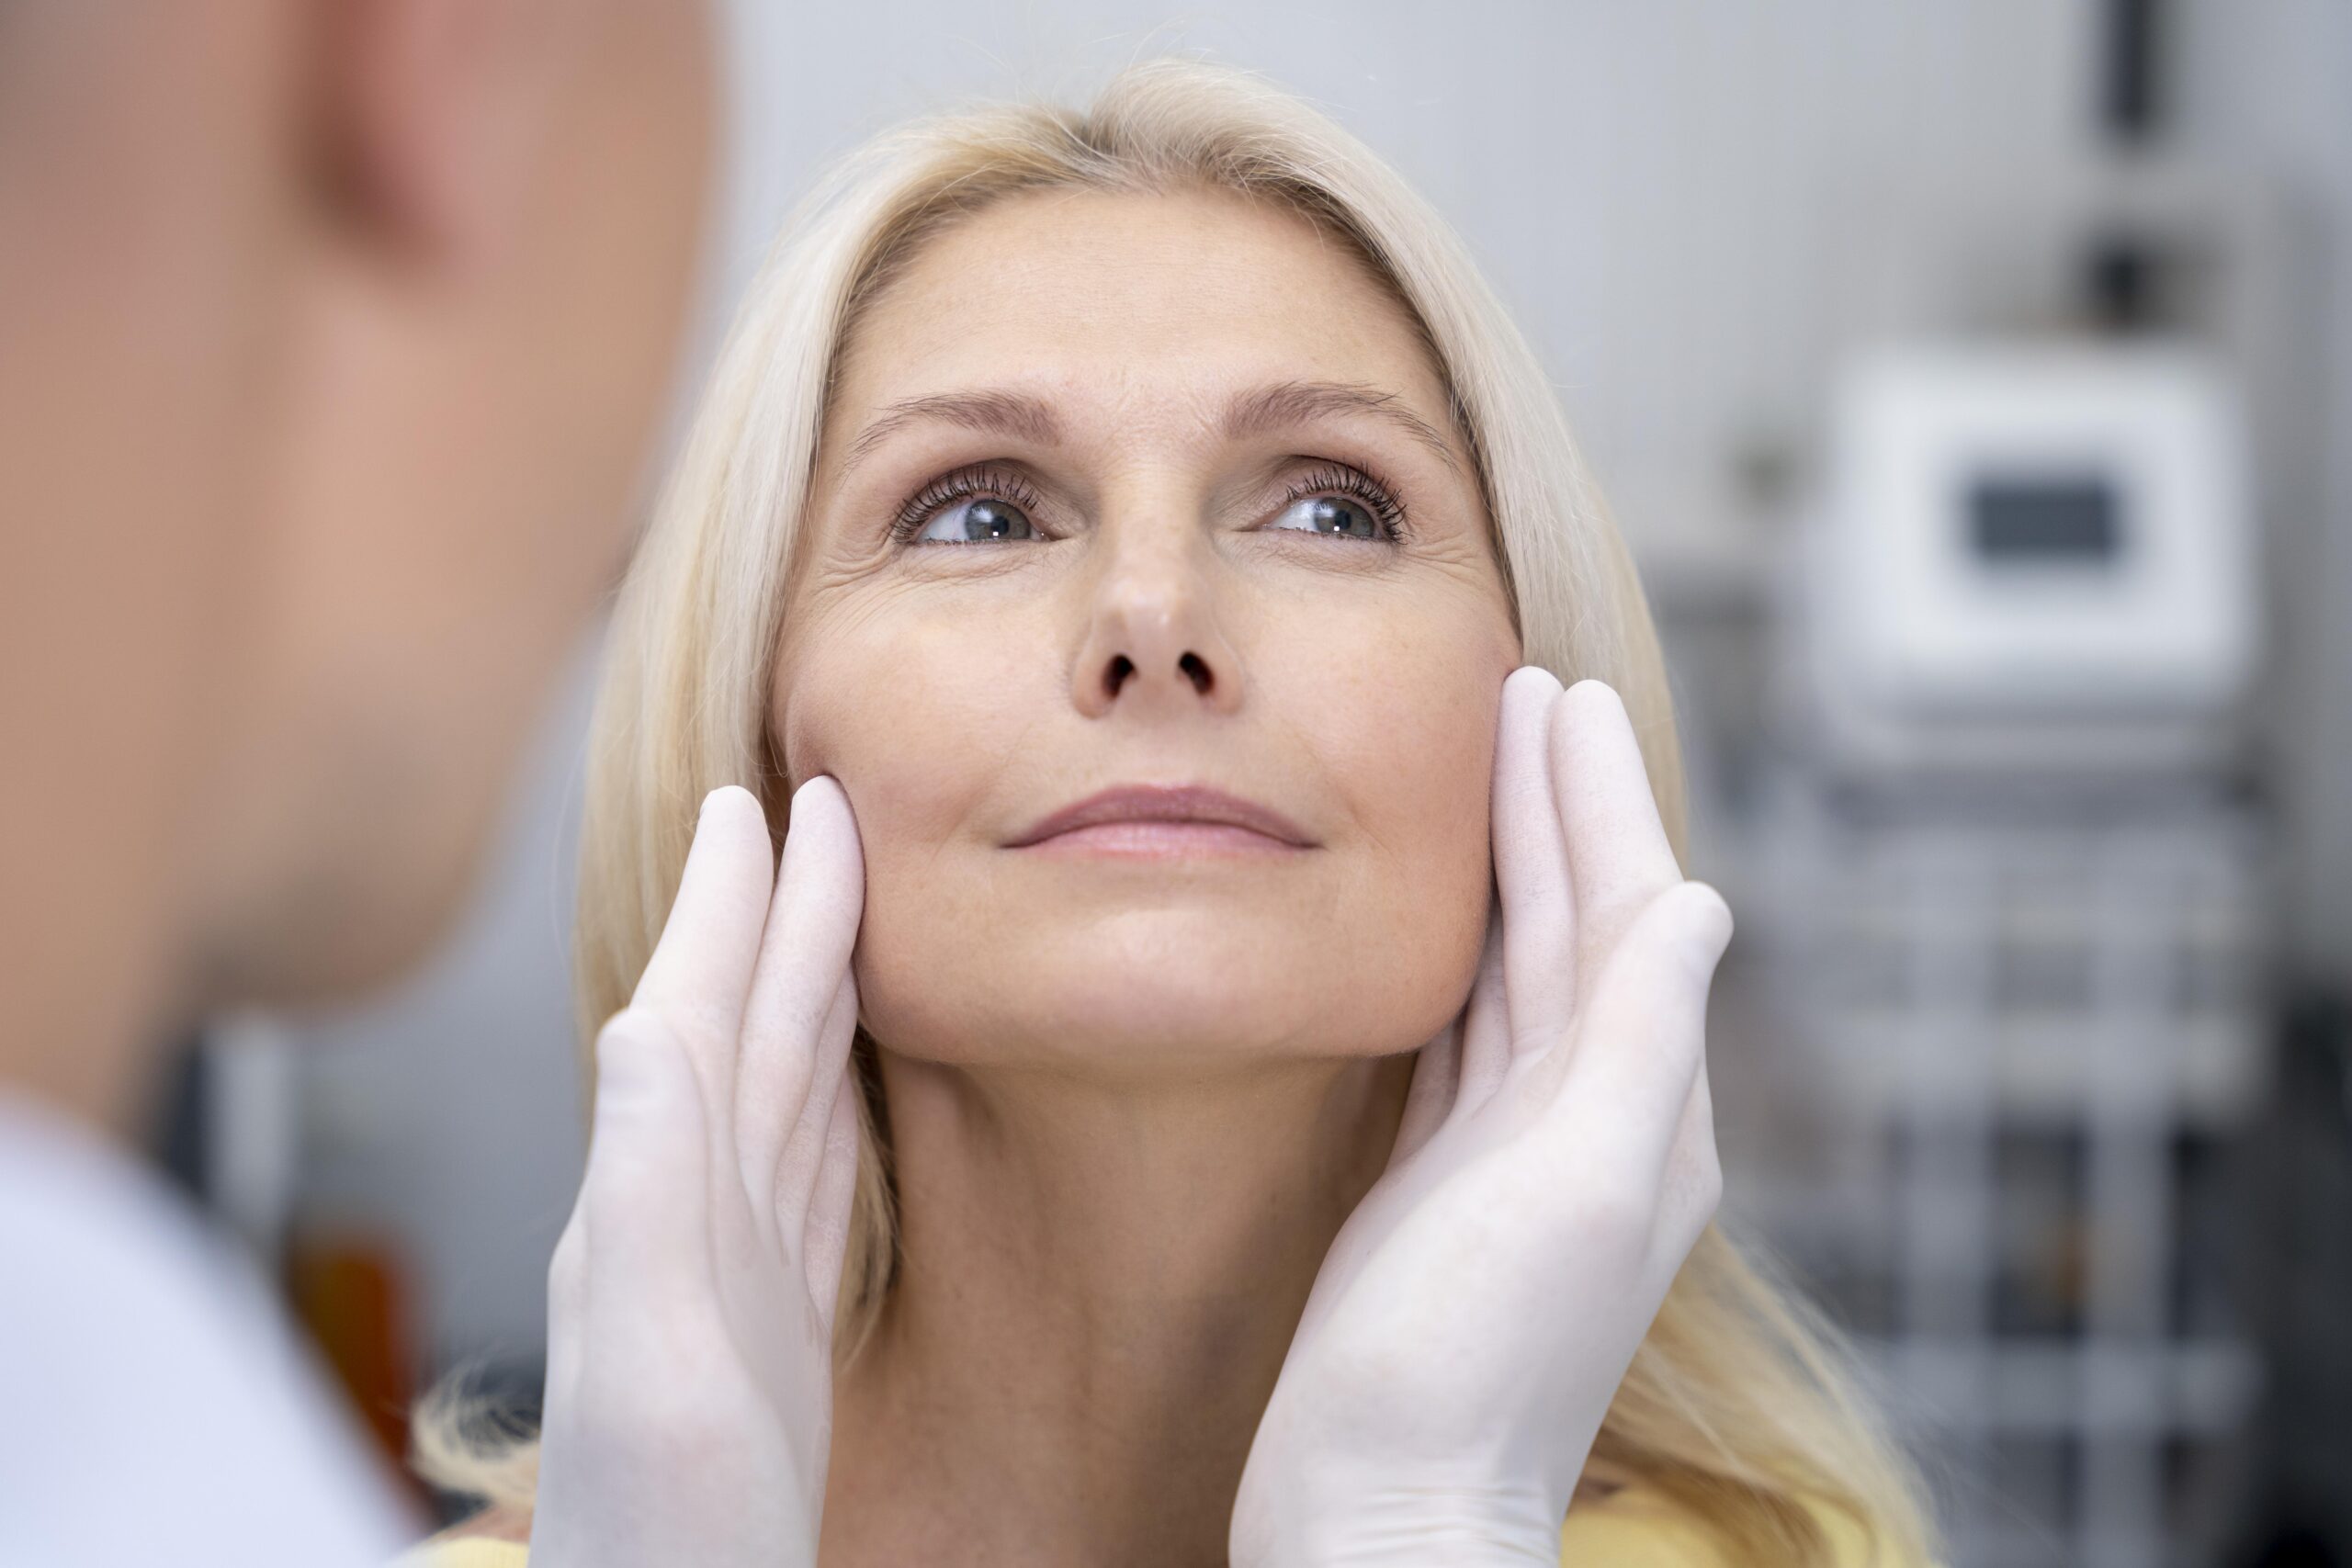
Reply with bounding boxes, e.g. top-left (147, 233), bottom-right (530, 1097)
top-left (315, 0), bottom-right (558, 267)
